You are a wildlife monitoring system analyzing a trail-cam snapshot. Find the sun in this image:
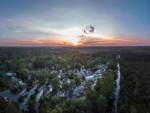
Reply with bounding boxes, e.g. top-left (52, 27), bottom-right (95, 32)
top-left (68, 37), bottom-right (80, 46)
